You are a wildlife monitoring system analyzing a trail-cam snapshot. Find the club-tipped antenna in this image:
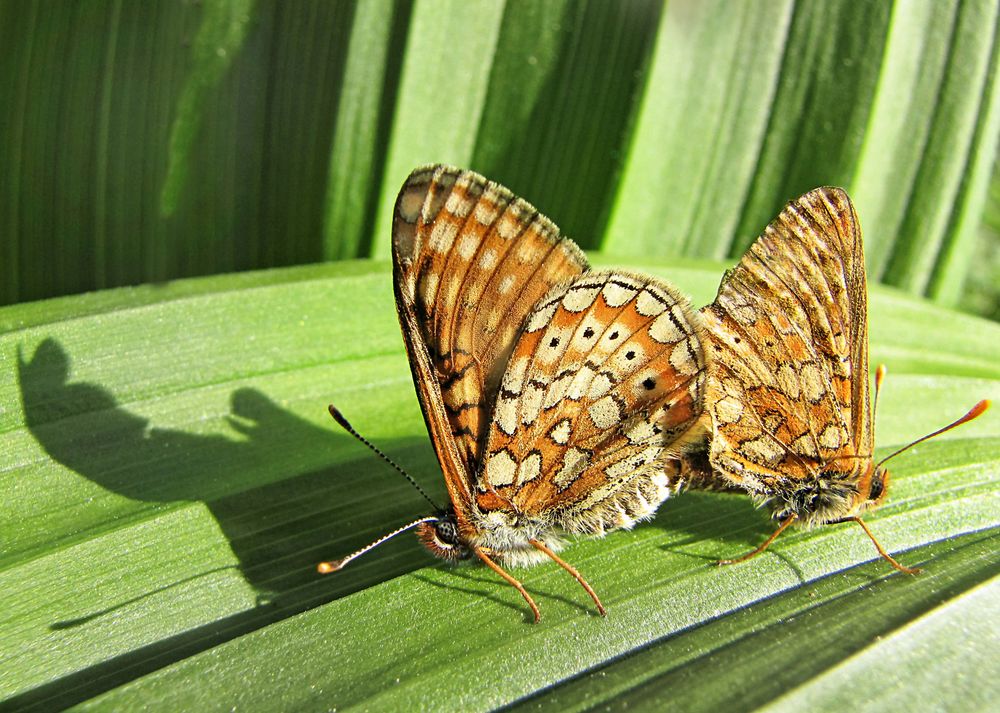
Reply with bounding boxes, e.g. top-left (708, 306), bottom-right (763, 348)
top-left (876, 399), bottom-right (991, 469)
top-left (872, 364), bottom-right (887, 424)
top-left (318, 516), bottom-right (438, 573)
top-left (328, 404), bottom-right (441, 511)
